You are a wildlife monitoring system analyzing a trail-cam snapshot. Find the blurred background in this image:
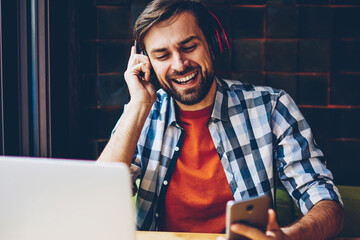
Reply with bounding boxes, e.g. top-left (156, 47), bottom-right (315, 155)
top-left (1, 0), bottom-right (359, 186)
